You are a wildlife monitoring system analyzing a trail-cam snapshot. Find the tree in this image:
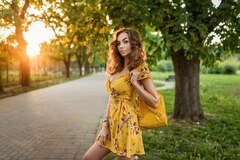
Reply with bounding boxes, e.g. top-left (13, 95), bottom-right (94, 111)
top-left (38, 0), bottom-right (74, 78)
top-left (67, 1), bottom-right (110, 75)
top-left (1, 0), bottom-right (31, 86)
top-left (0, 40), bottom-right (9, 92)
top-left (0, 38), bottom-right (15, 92)
top-left (74, 11), bottom-right (110, 75)
top-left (39, 42), bottom-right (51, 75)
top-left (38, 0), bottom-right (110, 77)
top-left (100, 0), bottom-right (240, 121)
